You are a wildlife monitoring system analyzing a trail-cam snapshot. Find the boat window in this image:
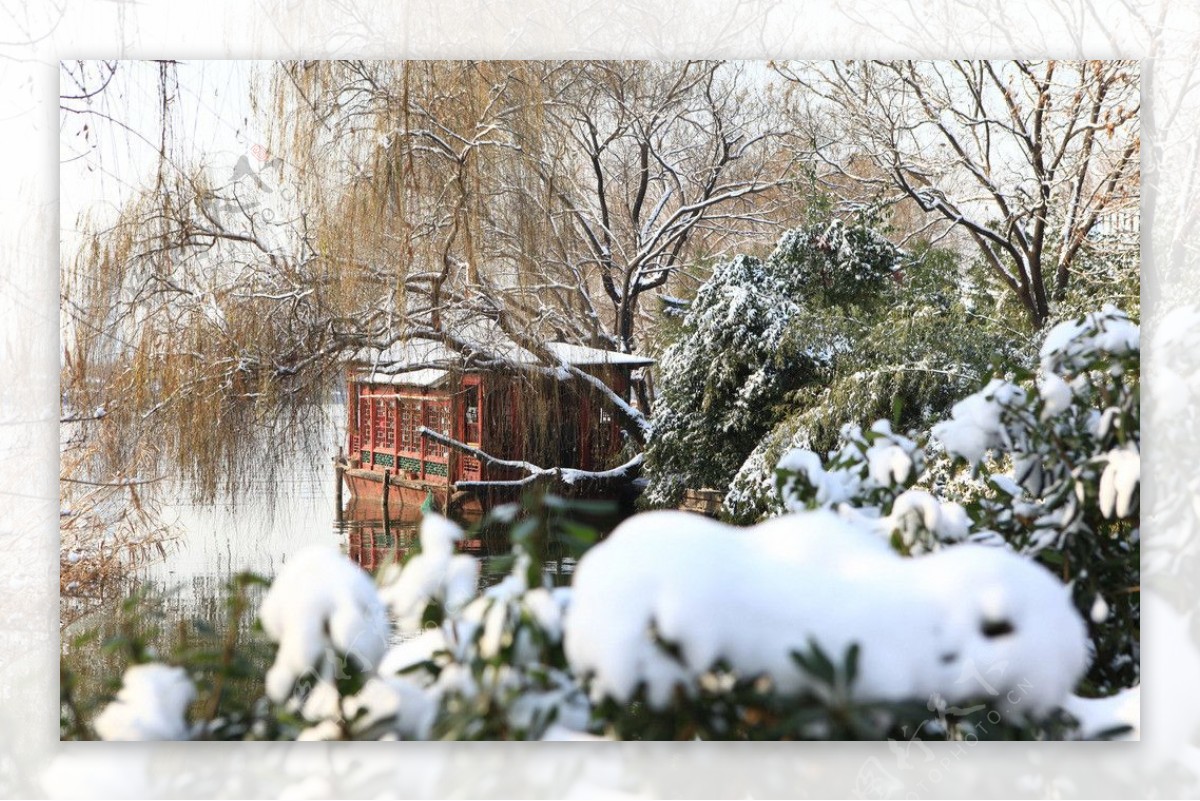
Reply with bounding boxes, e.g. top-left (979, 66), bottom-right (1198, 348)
top-left (425, 404), bottom-right (451, 459)
top-left (464, 385), bottom-right (480, 443)
top-left (400, 401), bottom-right (418, 452)
top-left (374, 398), bottom-right (395, 448)
top-left (358, 396), bottom-right (371, 448)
